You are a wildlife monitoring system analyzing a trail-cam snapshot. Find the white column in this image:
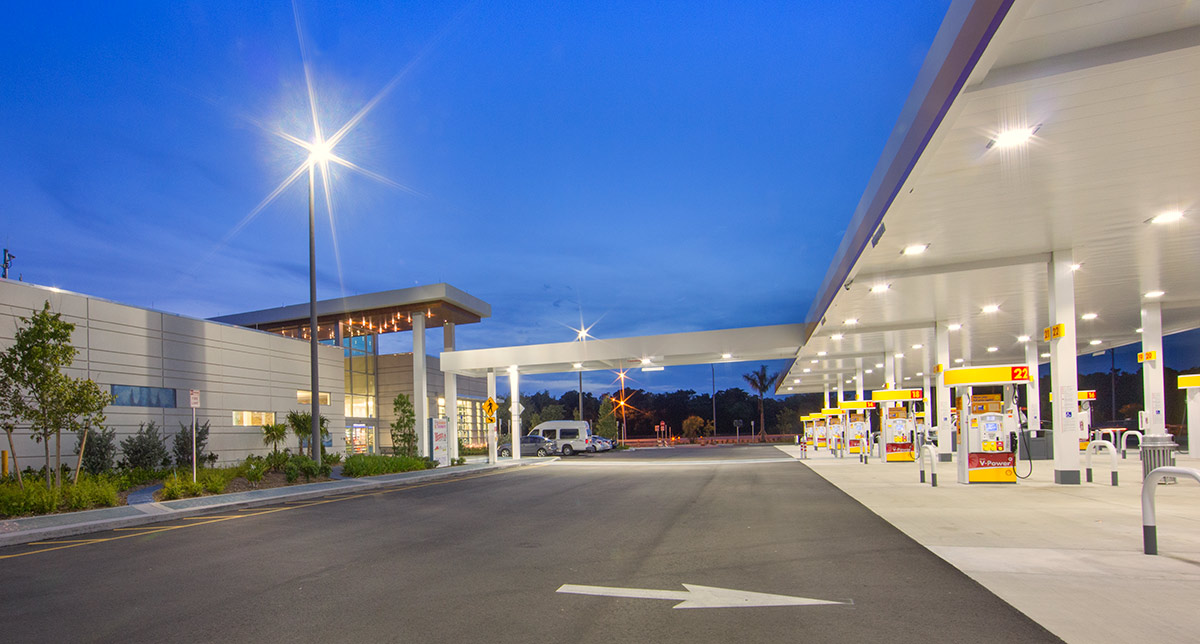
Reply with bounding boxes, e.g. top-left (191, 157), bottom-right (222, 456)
top-left (921, 373), bottom-right (931, 430)
top-left (936, 324), bottom-right (952, 462)
top-left (1141, 301), bottom-right (1168, 437)
top-left (884, 354), bottom-right (896, 390)
top-left (508, 367), bottom-right (521, 461)
top-left (1024, 340), bottom-right (1041, 433)
top-left (412, 312), bottom-right (429, 458)
top-left (1188, 388), bottom-right (1200, 456)
top-left (837, 376), bottom-right (845, 404)
top-left (443, 322), bottom-right (458, 461)
top-left (1048, 251), bottom-right (1081, 484)
top-left (486, 369), bottom-right (497, 464)
top-left (855, 358), bottom-right (864, 401)
top-left (823, 383), bottom-right (830, 408)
